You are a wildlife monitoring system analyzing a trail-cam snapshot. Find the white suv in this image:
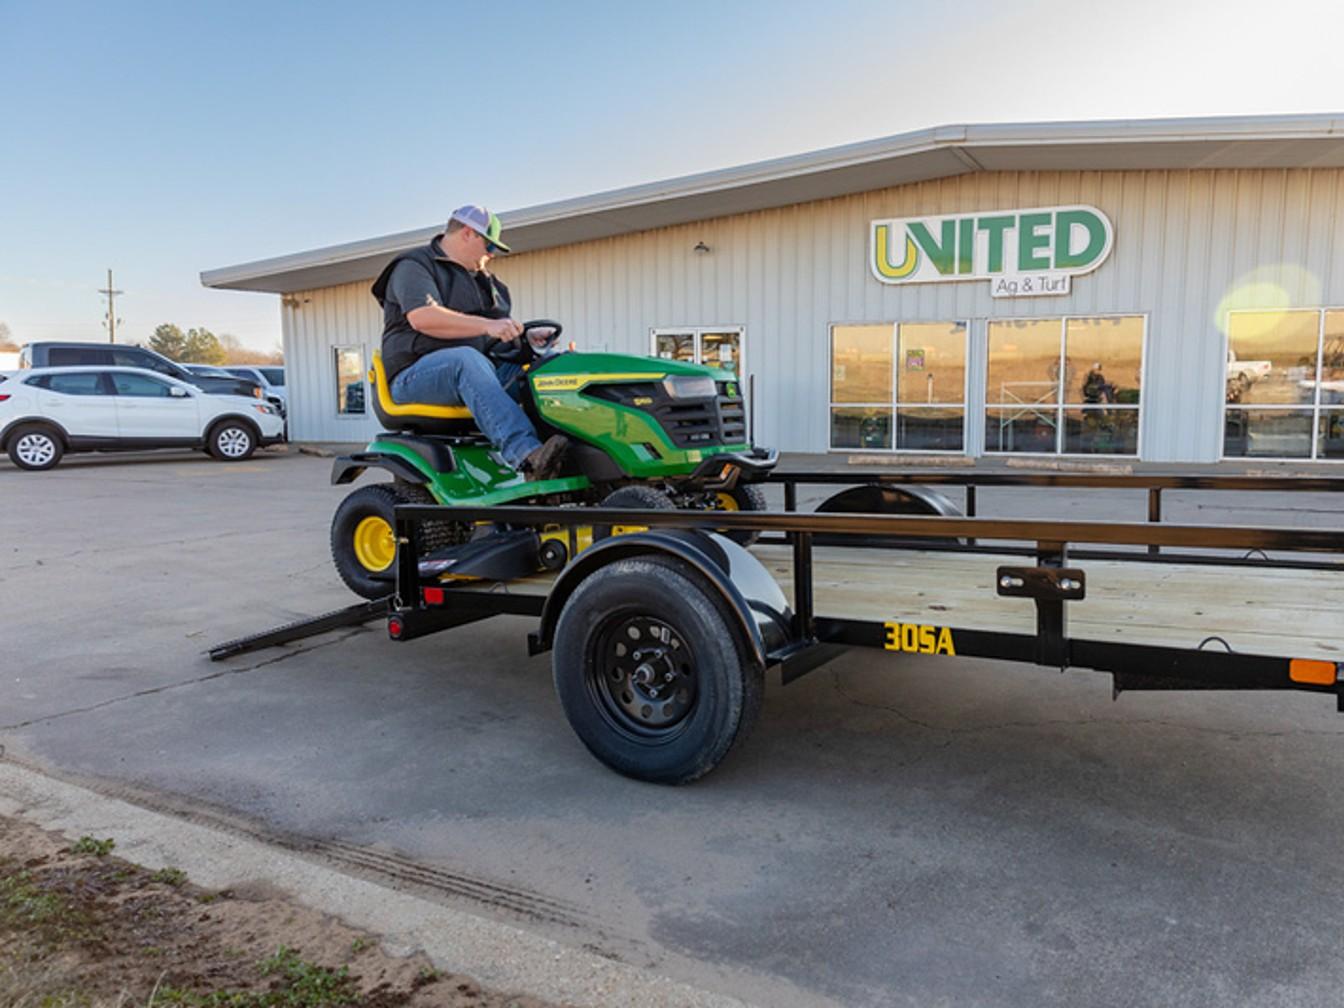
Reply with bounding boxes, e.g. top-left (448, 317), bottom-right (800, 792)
top-left (0, 366), bottom-right (285, 471)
